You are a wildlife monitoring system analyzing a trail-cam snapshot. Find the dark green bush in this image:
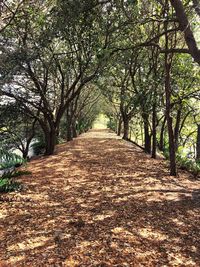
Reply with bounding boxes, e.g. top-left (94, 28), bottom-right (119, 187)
top-left (31, 140), bottom-right (46, 155)
top-left (107, 118), bottom-right (117, 131)
top-left (0, 170), bottom-right (29, 193)
top-left (0, 178), bottom-right (22, 193)
top-left (0, 149), bottom-right (25, 170)
top-left (162, 147), bottom-right (200, 176)
top-left (3, 170), bottom-right (32, 179)
top-left (162, 147), bottom-right (169, 160)
top-left (176, 154), bottom-right (200, 176)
